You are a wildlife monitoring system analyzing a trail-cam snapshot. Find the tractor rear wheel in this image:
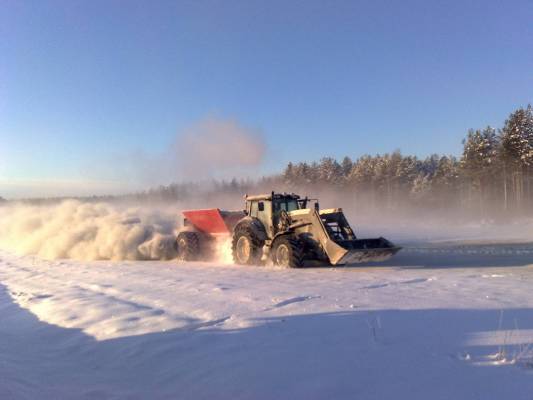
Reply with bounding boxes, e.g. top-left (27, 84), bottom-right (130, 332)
top-left (272, 235), bottom-right (304, 268)
top-left (232, 222), bottom-right (264, 265)
top-left (176, 231), bottom-right (200, 261)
